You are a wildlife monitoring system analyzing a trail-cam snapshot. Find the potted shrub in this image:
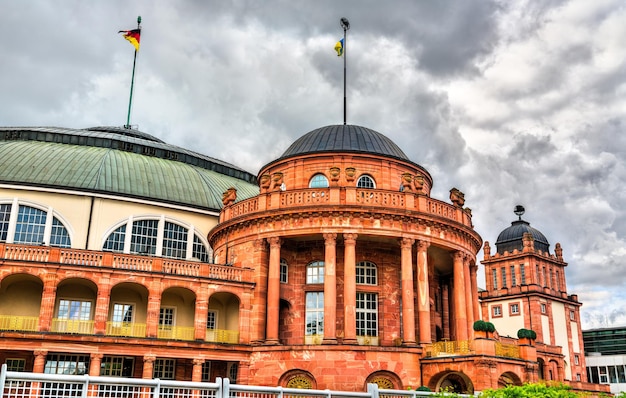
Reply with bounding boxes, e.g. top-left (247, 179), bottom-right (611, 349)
top-left (517, 328), bottom-right (537, 345)
top-left (473, 320), bottom-right (488, 338)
